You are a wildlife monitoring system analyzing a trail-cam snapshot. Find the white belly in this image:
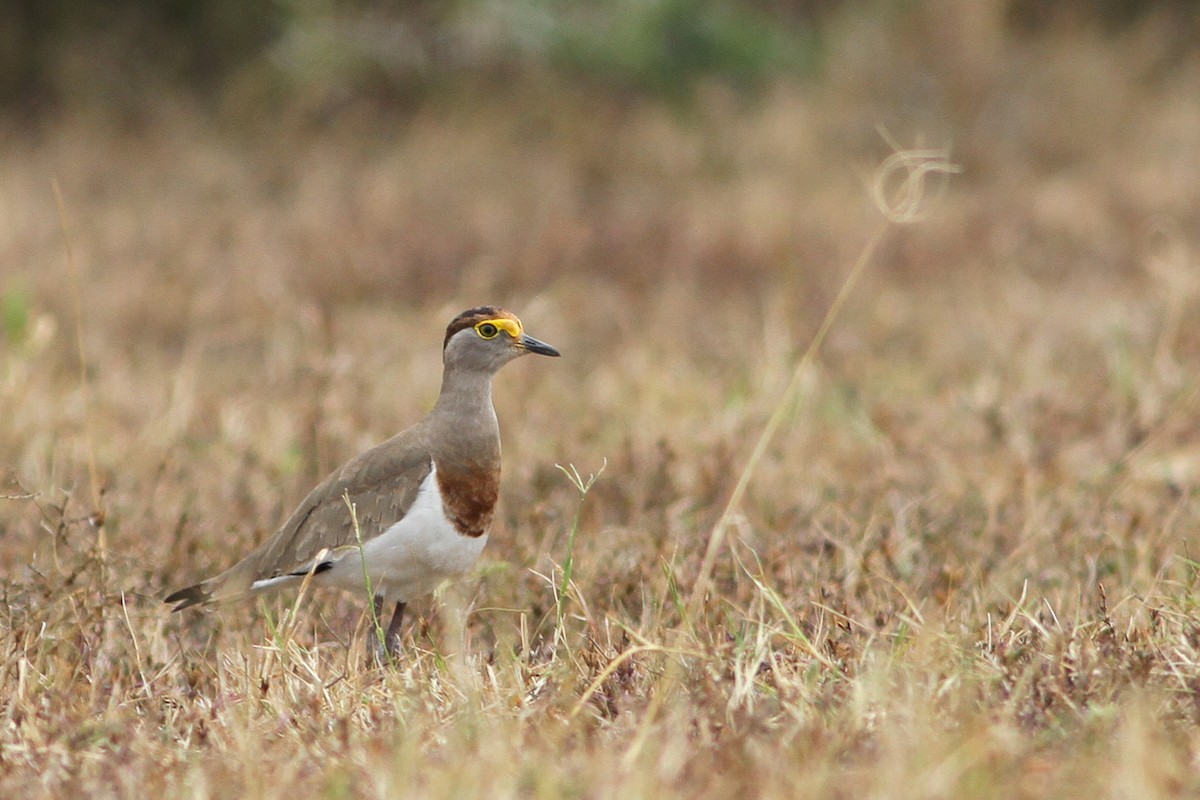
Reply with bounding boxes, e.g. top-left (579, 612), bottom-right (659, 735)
top-left (323, 465), bottom-right (488, 603)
